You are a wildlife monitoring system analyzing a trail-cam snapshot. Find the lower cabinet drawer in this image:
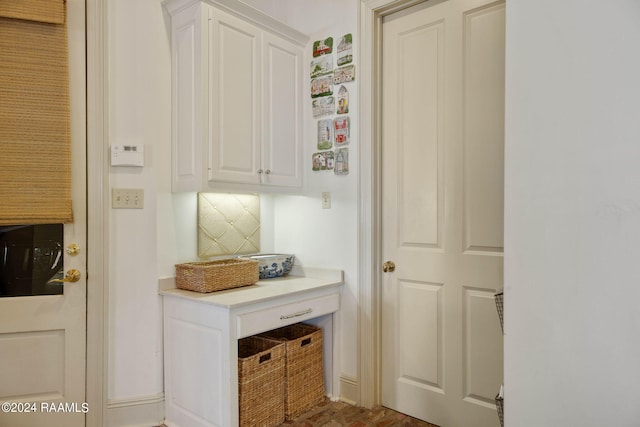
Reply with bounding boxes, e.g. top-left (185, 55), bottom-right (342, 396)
top-left (237, 293), bottom-right (339, 338)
